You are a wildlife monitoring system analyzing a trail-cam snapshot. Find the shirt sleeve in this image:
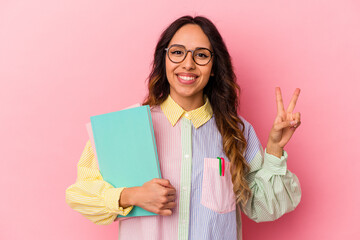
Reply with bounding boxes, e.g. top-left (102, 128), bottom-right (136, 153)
top-left (240, 123), bottom-right (302, 223)
top-left (65, 140), bottom-right (133, 225)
